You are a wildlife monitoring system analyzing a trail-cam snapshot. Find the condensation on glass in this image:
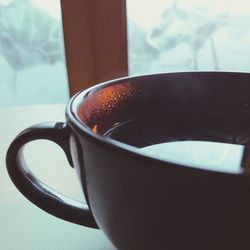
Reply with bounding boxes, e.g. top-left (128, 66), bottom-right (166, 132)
top-left (127, 0), bottom-right (250, 75)
top-left (0, 0), bottom-right (69, 106)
